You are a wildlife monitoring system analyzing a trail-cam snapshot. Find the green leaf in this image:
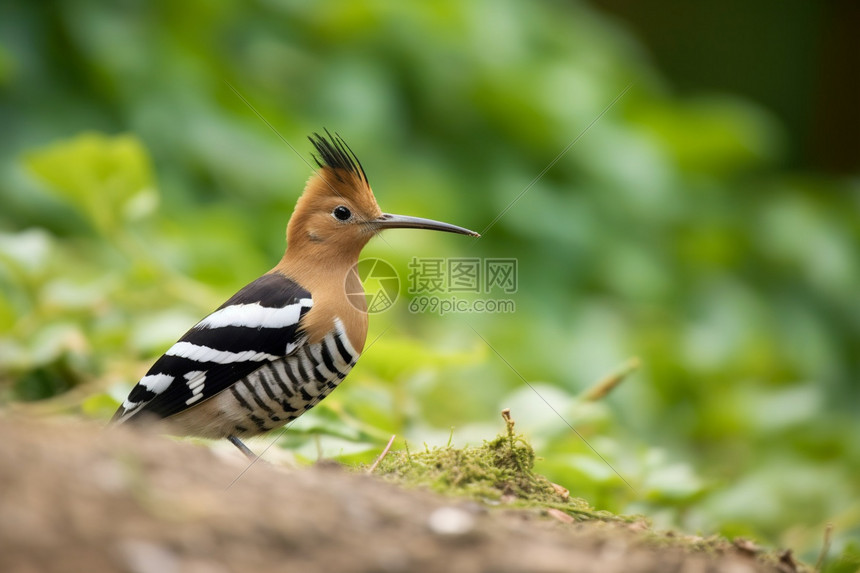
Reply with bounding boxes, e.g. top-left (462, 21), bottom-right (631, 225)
top-left (631, 97), bottom-right (782, 175)
top-left (23, 133), bottom-right (157, 234)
